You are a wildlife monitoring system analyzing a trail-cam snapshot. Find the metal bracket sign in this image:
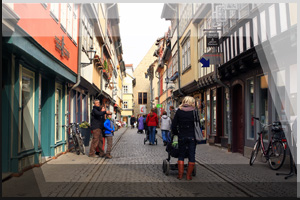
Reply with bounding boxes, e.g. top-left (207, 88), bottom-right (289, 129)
top-left (206, 32), bottom-right (219, 47)
top-left (201, 53), bottom-right (224, 65)
top-left (215, 5), bottom-right (226, 23)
